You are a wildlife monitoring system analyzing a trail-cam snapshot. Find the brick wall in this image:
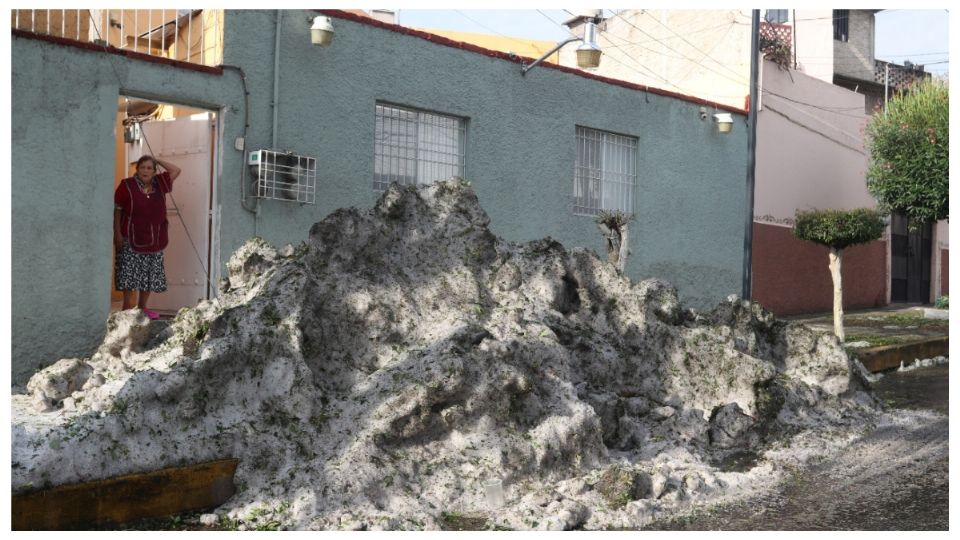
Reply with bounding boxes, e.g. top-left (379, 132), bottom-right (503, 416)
top-left (752, 222), bottom-right (888, 316)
